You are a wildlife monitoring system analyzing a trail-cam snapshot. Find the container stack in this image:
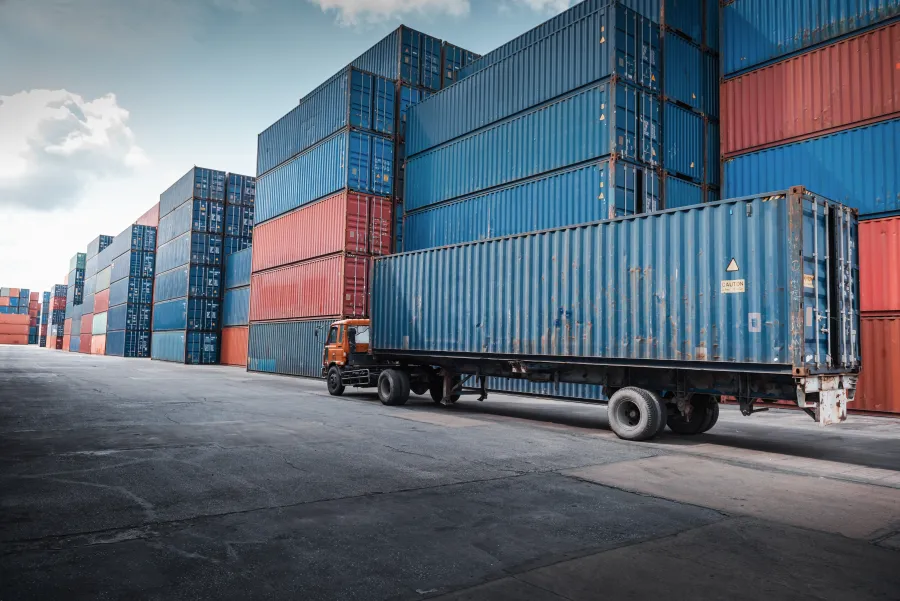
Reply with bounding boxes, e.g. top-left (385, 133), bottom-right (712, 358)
top-left (224, 174), bottom-right (255, 256)
top-left (248, 26), bottom-right (475, 378)
top-left (102, 224), bottom-right (156, 357)
top-left (65, 253), bottom-right (86, 352)
top-left (46, 285), bottom-right (66, 350)
top-left (152, 167), bottom-right (226, 364)
top-left (81, 235), bottom-right (114, 354)
top-left (39, 291), bottom-right (50, 346)
top-left (0, 309), bottom-right (29, 345)
top-left (221, 247), bottom-right (251, 367)
top-left (25, 291), bottom-right (39, 344)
